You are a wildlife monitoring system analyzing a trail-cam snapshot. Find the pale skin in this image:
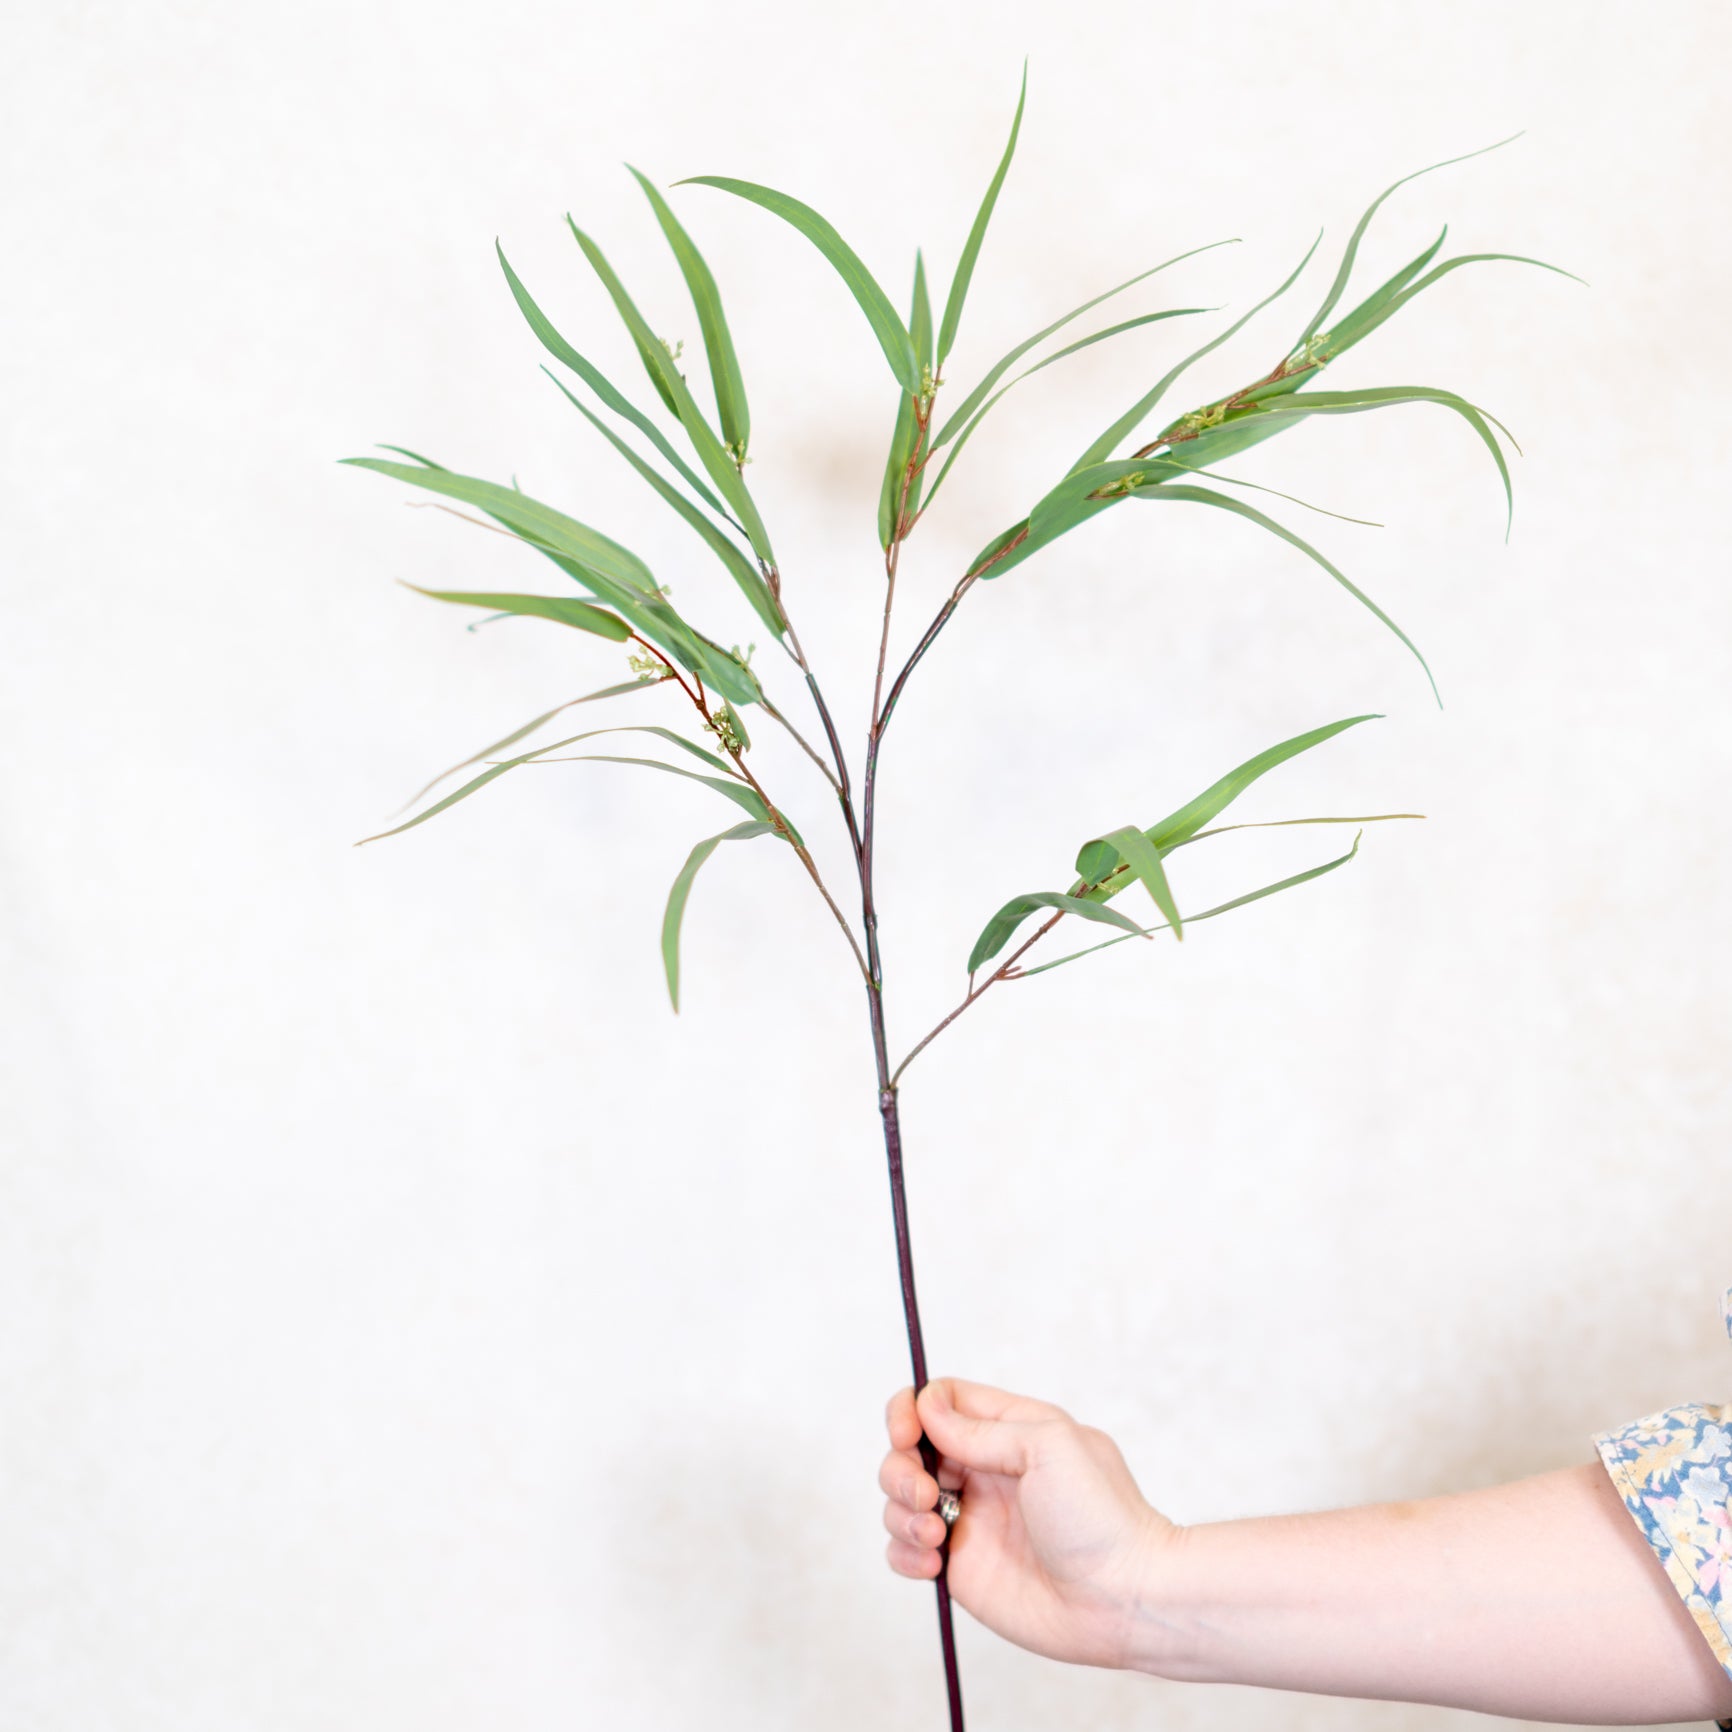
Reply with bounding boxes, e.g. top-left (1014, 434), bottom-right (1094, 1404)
top-left (880, 1379), bottom-right (1732, 1726)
